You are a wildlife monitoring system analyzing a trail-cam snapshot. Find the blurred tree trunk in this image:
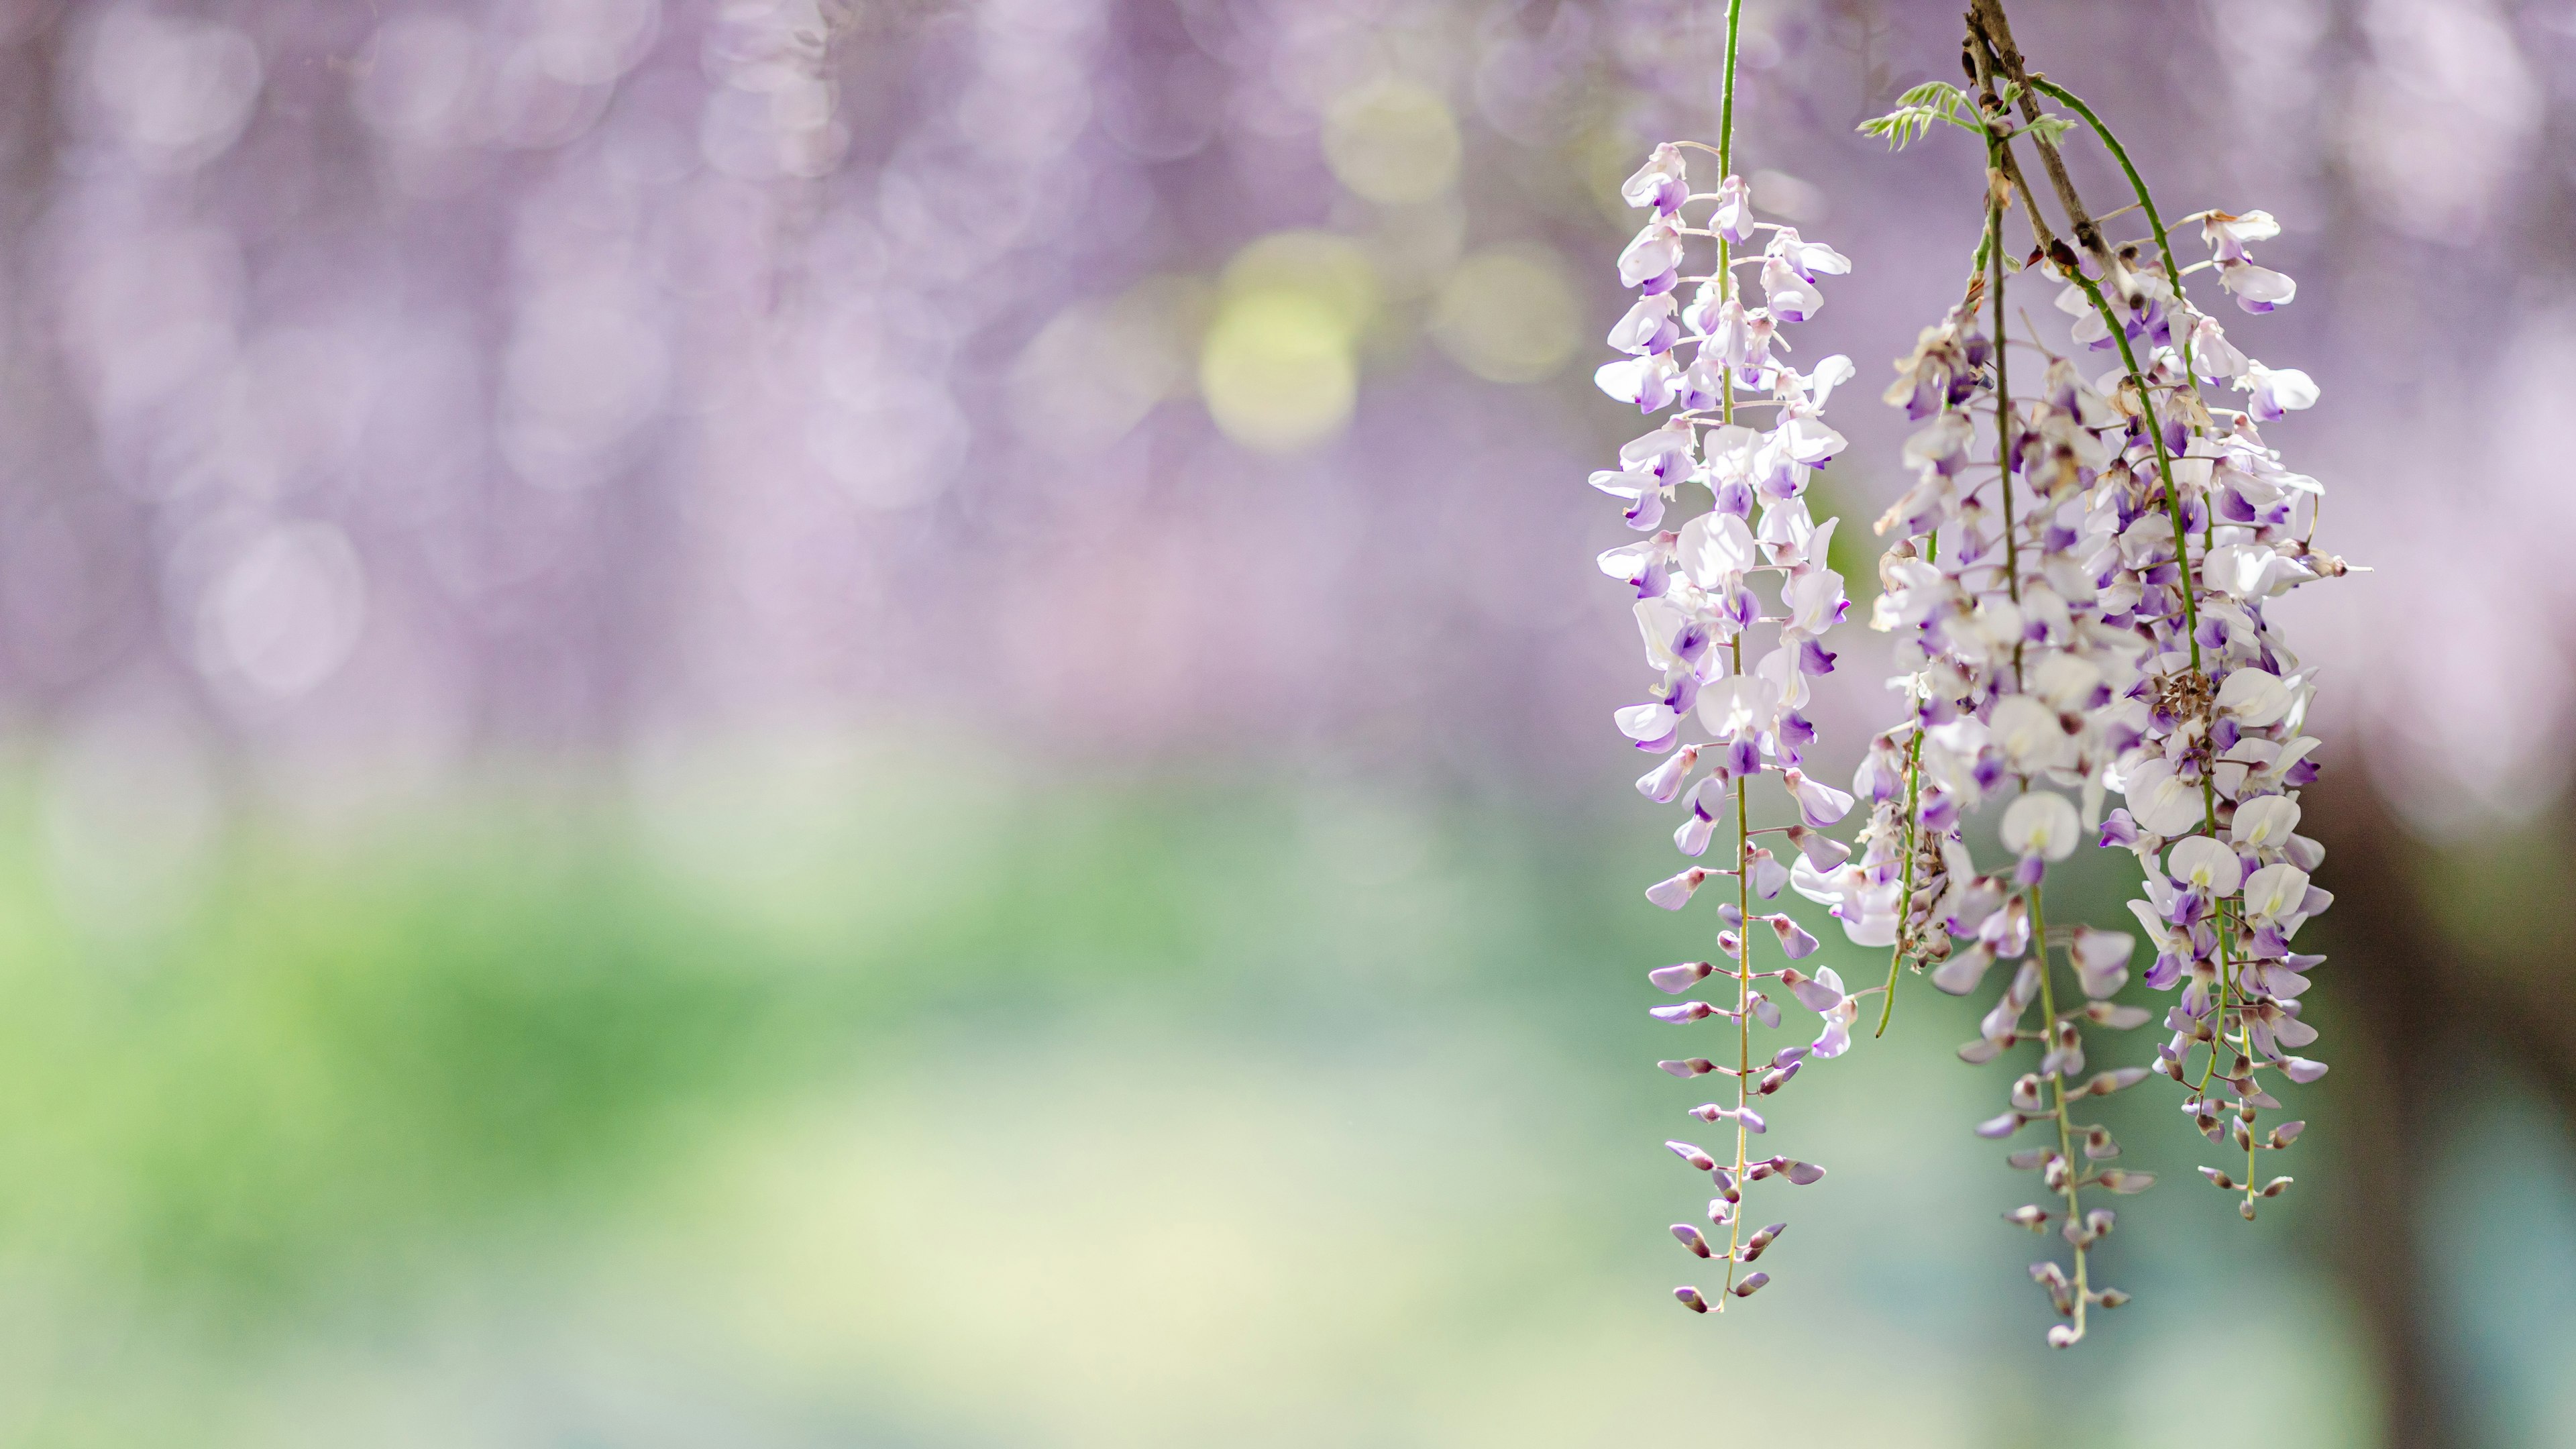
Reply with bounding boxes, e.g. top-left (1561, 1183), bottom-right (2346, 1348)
top-left (2310, 753), bottom-right (2576, 1449)
top-left (2304, 774), bottom-right (2462, 1449)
